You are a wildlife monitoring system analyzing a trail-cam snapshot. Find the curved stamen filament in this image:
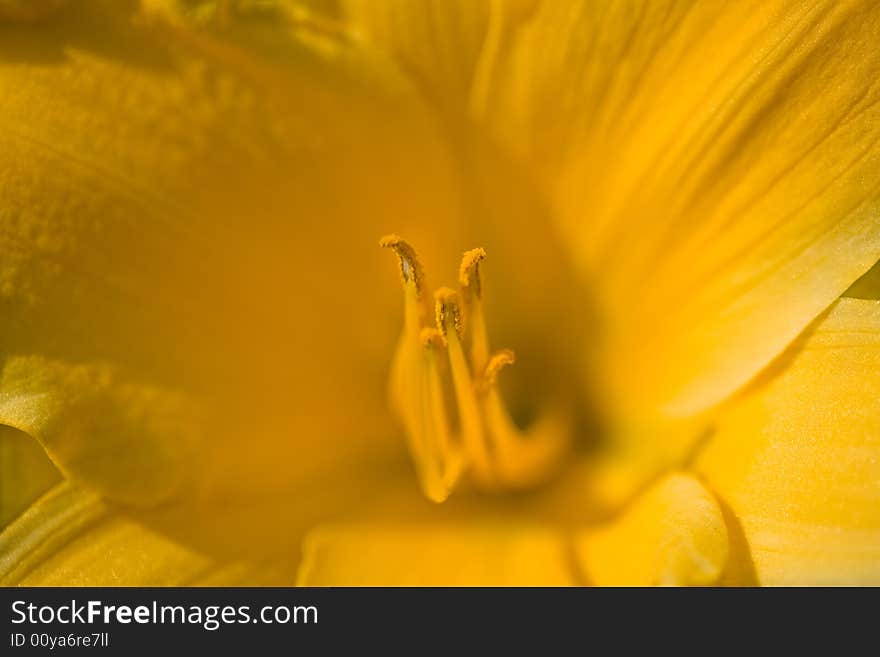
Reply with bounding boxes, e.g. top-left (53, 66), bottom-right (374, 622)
top-left (480, 351), bottom-right (571, 489)
top-left (420, 329), bottom-right (464, 497)
top-left (382, 234), bottom-right (424, 421)
top-left (383, 235), bottom-right (460, 502)
top-left (435, 288), bottom-right (495, 487)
